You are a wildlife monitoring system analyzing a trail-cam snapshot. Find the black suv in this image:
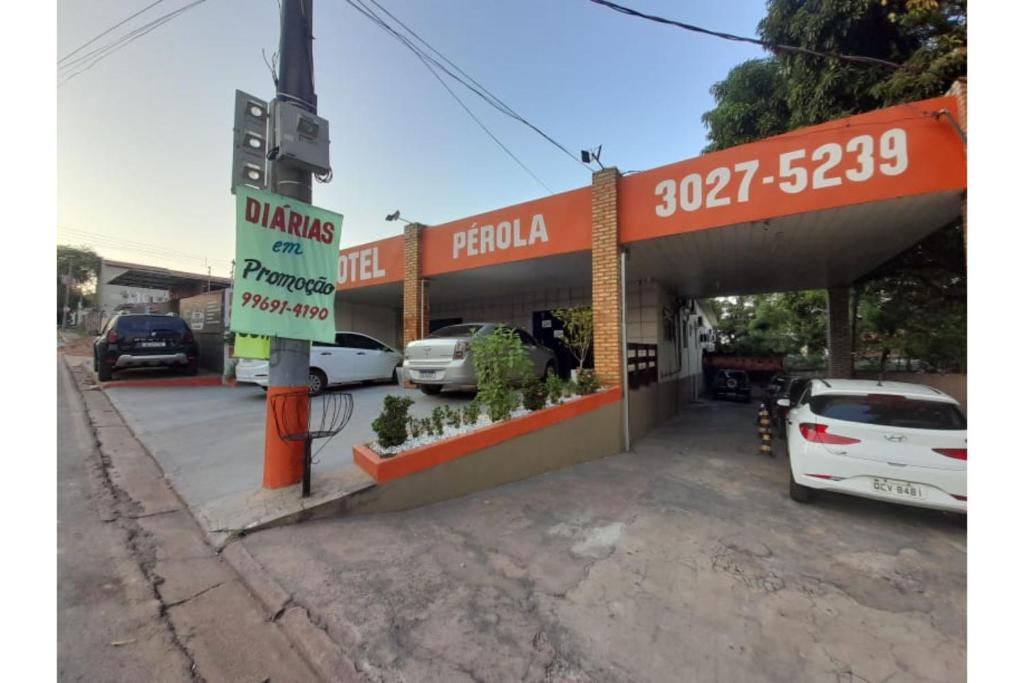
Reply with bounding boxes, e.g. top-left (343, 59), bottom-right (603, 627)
top-left (711, 369), bottom-right (751, 402)
top-left (94, 314), bottom-right (199, 381)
